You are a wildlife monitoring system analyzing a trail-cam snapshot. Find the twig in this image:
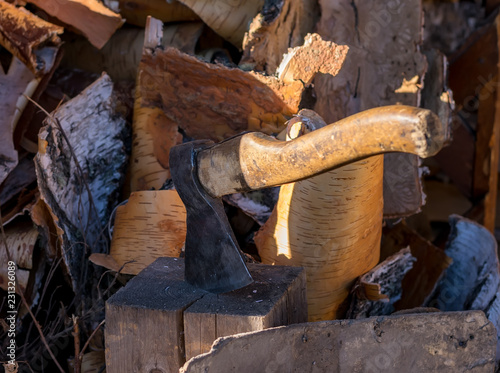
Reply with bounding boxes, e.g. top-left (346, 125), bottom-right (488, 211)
top-left (79, 320), bottom-right (105, 360)
top-left (73, 315), bottom-right (81, 373)
top-left (18, 290), bottom-right (66, 373)
top-left (0, 206), bottom-right (12, 262)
